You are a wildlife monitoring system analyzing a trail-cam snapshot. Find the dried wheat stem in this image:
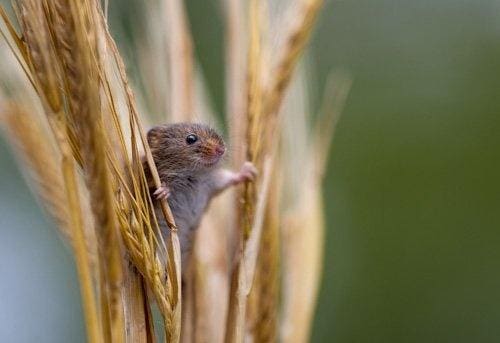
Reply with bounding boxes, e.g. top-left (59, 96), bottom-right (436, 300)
top-left (246, 0), bottom-right (263, 165)
top-left (95, 12), bottom-right (174, 337)
top-left (260, 0), bottom-right (323, 152)
top-left (0, 105), bottom-right (68, 240)
top-left (239, 0), bottom-right (264, 241)
top-left (6, 99), bottom-right (93, 282)
top-left (250, 168), bottom-right (281, 343)
top-left (122, 261), bottom-right (155, 343)
top-left (165, 0), bottom-right (194, 121)
top-left (0, 104), bottom-right (103, 343)
top-left (62, 153), bottom-right (104, 343)
top-left (313, 72), bottom-right (352, 176)
top-left (0, 6), bottom-right (37, 88)
top-left (50, 1), bottom-right (126, 340)
top-left (225, 0), bottom-right (247, 167)
top-left (18, 0), bottom-right (62, 112)
top-left (101, 13), bottom-right (182, 341)
top-left (225, 156), bottom-right (273, 343)
top-left (280, 187), bottom-right (325, 343)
